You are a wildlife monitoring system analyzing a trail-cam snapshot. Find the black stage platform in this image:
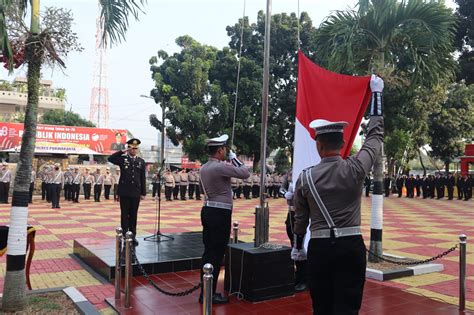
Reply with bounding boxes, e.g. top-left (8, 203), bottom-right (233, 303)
top-left (73, 232), bottom-right (203, 280)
